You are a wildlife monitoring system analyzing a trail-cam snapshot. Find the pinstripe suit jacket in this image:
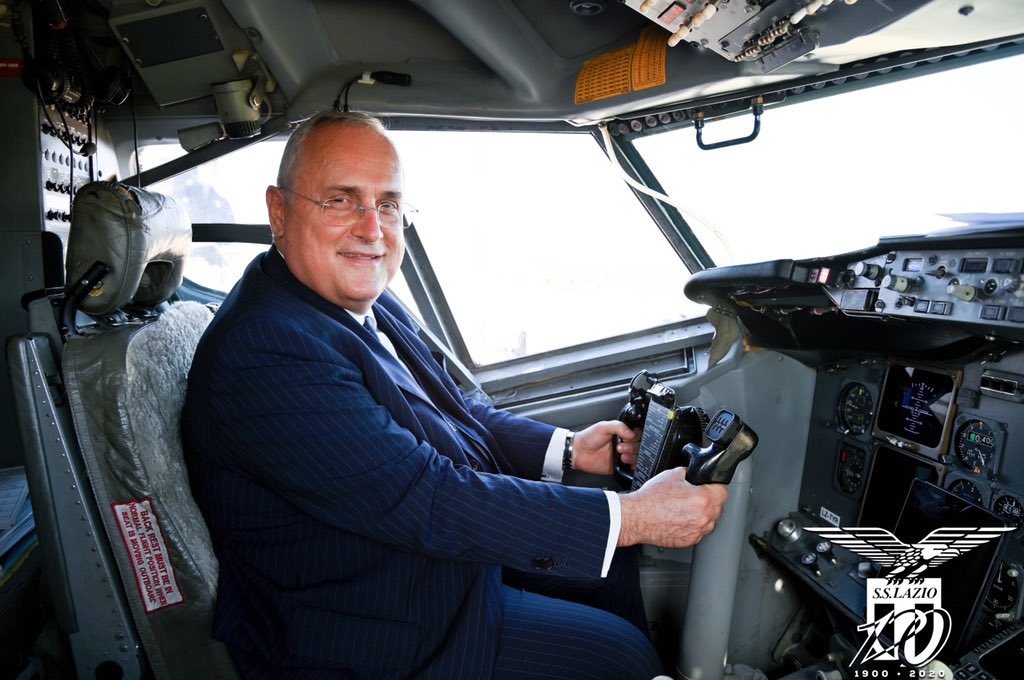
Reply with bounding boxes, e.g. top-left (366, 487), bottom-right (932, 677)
top-left (182, 248), bottom-right (613, 679)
